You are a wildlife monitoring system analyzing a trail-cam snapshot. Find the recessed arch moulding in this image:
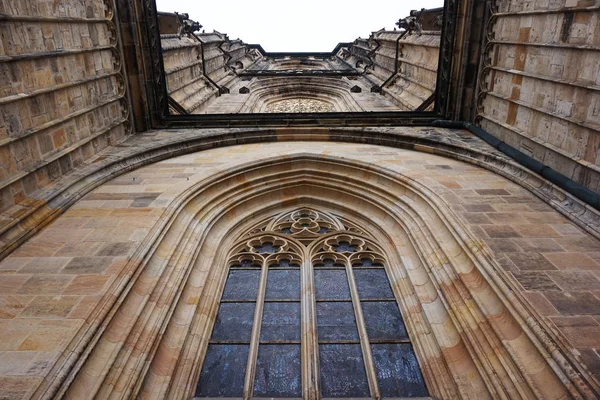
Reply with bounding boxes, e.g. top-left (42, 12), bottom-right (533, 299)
top-left (13, 143), bottom-right (598, 399)
top-left (197, 77), bottom-right (401, 113)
